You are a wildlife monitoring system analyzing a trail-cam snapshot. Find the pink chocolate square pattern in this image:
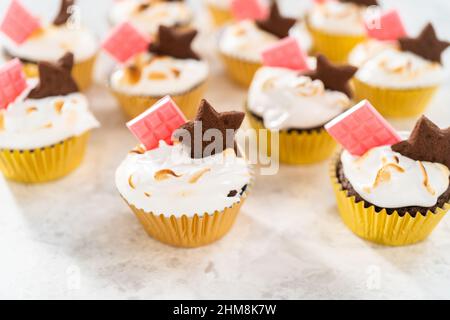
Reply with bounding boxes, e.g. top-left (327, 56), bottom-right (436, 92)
top-left (231, 0), bottom-right (268, 21)
top-left (0, 0), bottom-right (41, 44)
top-left (262, 37), bottom-right (309, 71)
top-left (102, 22), bottom-right (150, 63)
top-left (365, 9), bottom-right (406, 41)
top-left (127, 96), bottom-right (187, 150)
top-left (0, 59), bottom-right (27, 110)
top-left (325, 100), bottom-right (402, 156)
